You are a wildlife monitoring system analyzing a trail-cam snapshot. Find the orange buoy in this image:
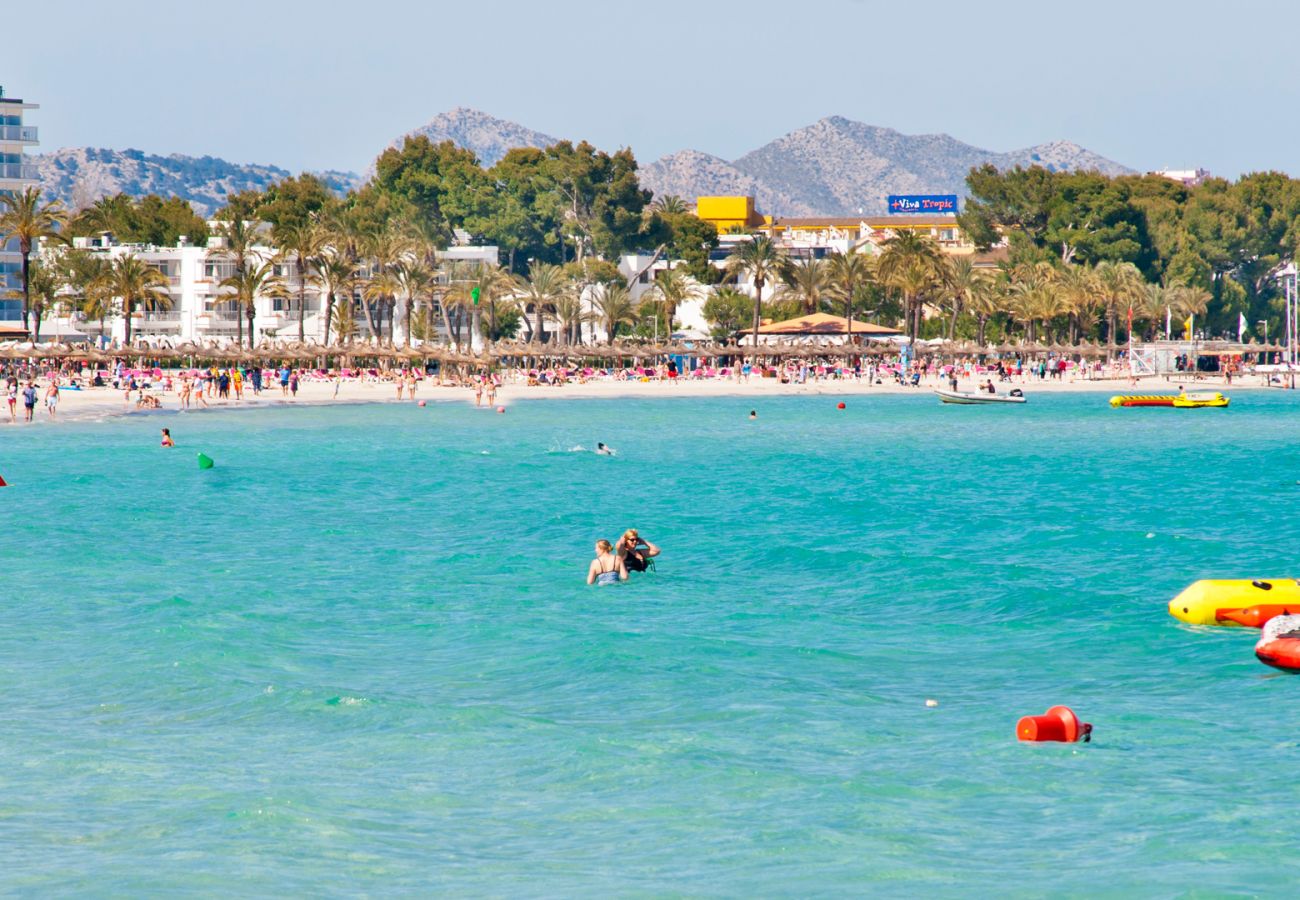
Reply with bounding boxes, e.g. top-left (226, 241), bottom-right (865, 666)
top-left (837, 402), bottom-right (846, 409)
top-left (1016, 705), bottom-right (1091, 743)
top-left (1216, 604), bottom-right (1300, 627)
